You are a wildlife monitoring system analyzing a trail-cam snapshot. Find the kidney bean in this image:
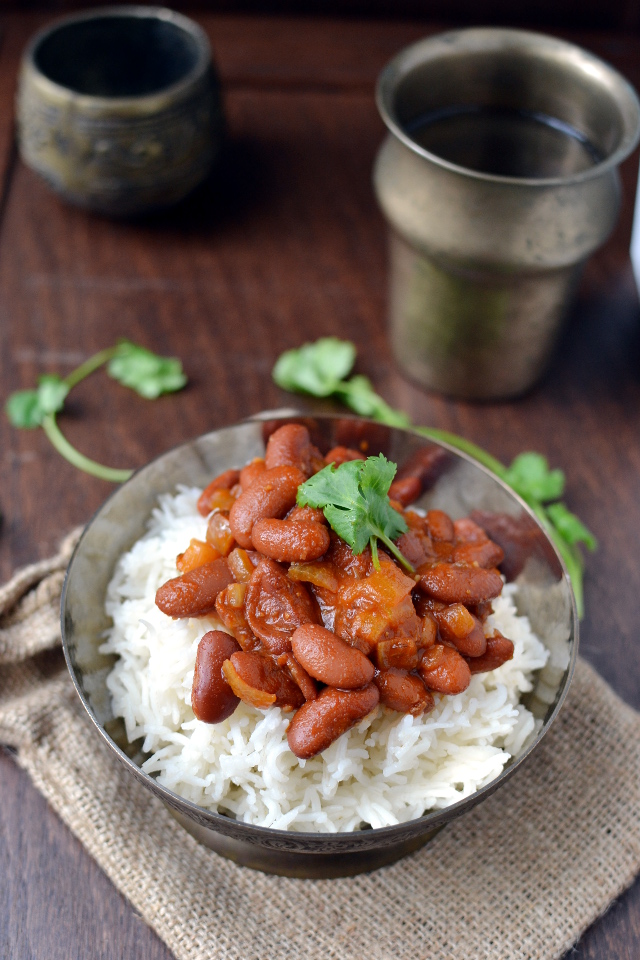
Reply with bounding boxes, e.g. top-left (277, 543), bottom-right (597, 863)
top-left (224, 651), bottom-right (304, 711)
top-left (426, 510), bottom-right (455, 542)
top-left (453, 540), bottom-right (505, 569)
top-left (375, 635), bottom-right (420, 670)
top-left (215, 583), bottom-right (261, 651)
top-left (395, 528), bottom-right (434, 568)
top-left (229, 465), bottom-right (305, 549)
top-left (388, 445), bottom-right (451, 506)
top-left (453, 517), bottom-right (487, 543)
top-left (176, 538), bottom-right (220, 574)
top-left (197, 469), bottom-right (241, 517)
top-left (324, 446), bottom-right (362, 467)
top-left (418, 563), bottom-right (503, 605)
top-left (388, 475), bottom-right (422, 507)
top-left (251, 518), bottom-right (330, 563)
top-left (292, 623), bottom-right (375, 689)
top-left (239, 457), bottom-right (266, 491)
top-left (206, 512), bottom-right (235, 556)
top-left (191, 631), bottom-right (241, 723)
top-left (421, 613), bottom-right (437, 648)
top-left (374, 669), bottom-right (434, 716)
top-left (245, 558), bottom-right (319, 654)
top-left (466, 632), bottom-right (514, 673)
top-left (326, 532), bottom-right (374, 579)
top-left (434, 604), bottom-right (487, 657)
top-left (286, 684), bottom-right (380, 759)
top-left (286, 505), bottom-right (326, 525)
top-left (470, 510), bottom-right (551, 581)
top-left (265, 424), bottom-right (324, 477)
top-left (155, 559), bottom-right (235, 618)
top-left (418, 644), bottom-right (471, 695)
